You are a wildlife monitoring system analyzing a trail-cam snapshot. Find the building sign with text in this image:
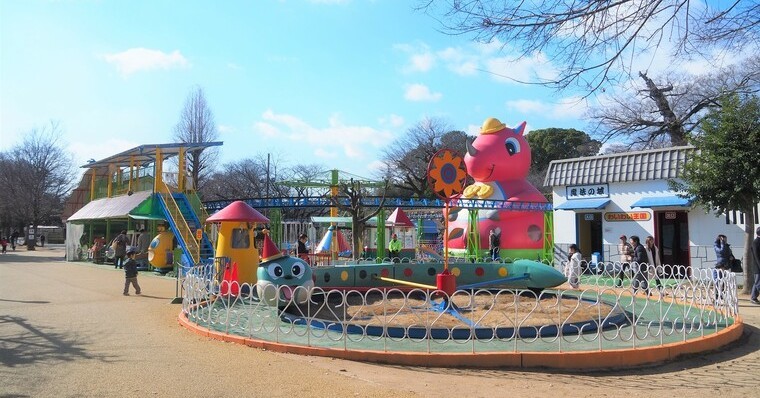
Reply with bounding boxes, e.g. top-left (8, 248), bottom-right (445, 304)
top-left (604, 212), bottom-right (651, 222)
top-left (566, 184), bottom-right (609, 199)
